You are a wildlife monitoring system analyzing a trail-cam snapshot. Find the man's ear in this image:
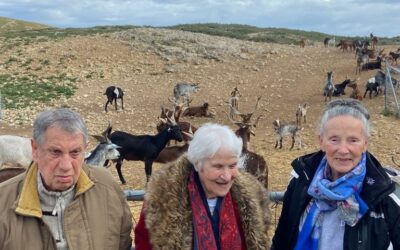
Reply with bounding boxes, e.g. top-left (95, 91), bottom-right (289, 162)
top-left (31, 139), bottom-right (38, 161)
